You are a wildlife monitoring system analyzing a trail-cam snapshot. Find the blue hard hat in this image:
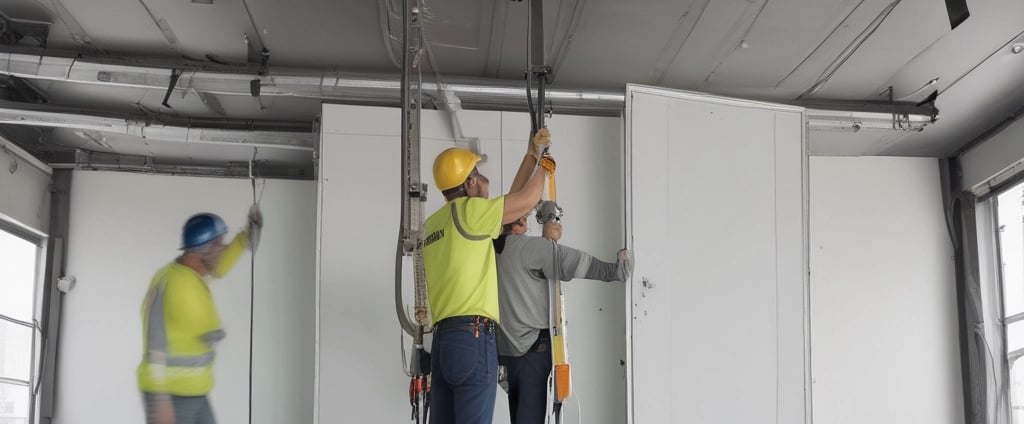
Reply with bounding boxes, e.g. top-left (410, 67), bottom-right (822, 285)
top-left (181, 213), bottom-right (228, 249)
